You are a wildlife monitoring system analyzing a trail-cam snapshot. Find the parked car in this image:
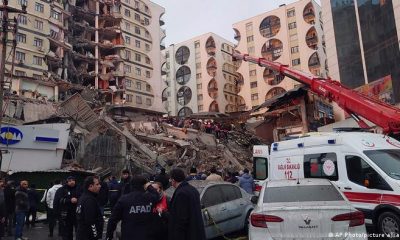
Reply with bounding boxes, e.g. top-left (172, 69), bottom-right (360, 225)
top-left (249, 178), bottom-right (367, 240)
top-left (166, 180), bottom-right (254, 239)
